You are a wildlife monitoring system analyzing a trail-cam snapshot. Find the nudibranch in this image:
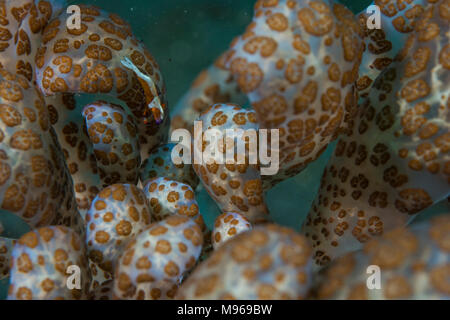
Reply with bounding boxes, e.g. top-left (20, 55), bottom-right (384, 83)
top-left (176, 224), bottom-right (313, 299)
top-left (83, 101), bottom-right (141, 186)
top-left (0, 68), bottom-right (81, 232)
top-left (7, 226), bottom-right (91, 300)
top-left (86, 184), bottom-right (151, 273)
top-left (140, 143), bottom-right (199, 189)
top-left (143, 177), bottom-right (205, 231)
top-left (34, 4), bottom-right (169, 210)
top-left (193, 103), bottom-right (270, 224)
top-left (170, 52), bottom-right (248, 134)
top-left (212, 212), bottom-right (252, 249)
top-left (315, 215), bottom-right (450, 299)
top-left (219, 0), bottom-right (364, 189)
top-left (357, 0), bottom-right (434, 97)
top-left (303, 1), bottom-right (449, 268)
top-left (113, 215), bottom-right (203, 300)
